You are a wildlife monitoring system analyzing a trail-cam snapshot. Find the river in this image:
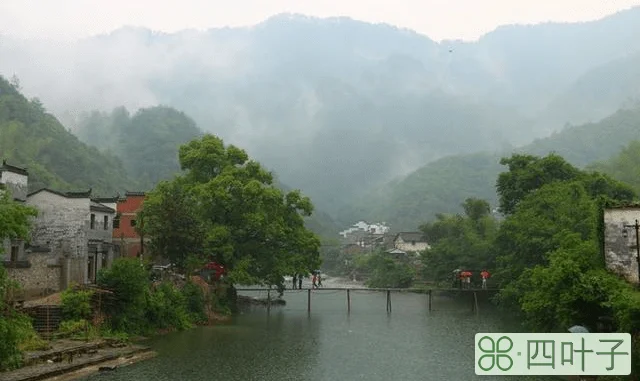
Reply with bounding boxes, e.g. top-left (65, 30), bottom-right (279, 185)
top-left (79, 277), bottom-right (553, 381)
